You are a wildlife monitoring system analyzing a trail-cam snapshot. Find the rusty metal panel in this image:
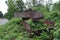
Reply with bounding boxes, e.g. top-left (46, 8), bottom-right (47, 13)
top-left (14, 9), bottom-right (43, 19)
